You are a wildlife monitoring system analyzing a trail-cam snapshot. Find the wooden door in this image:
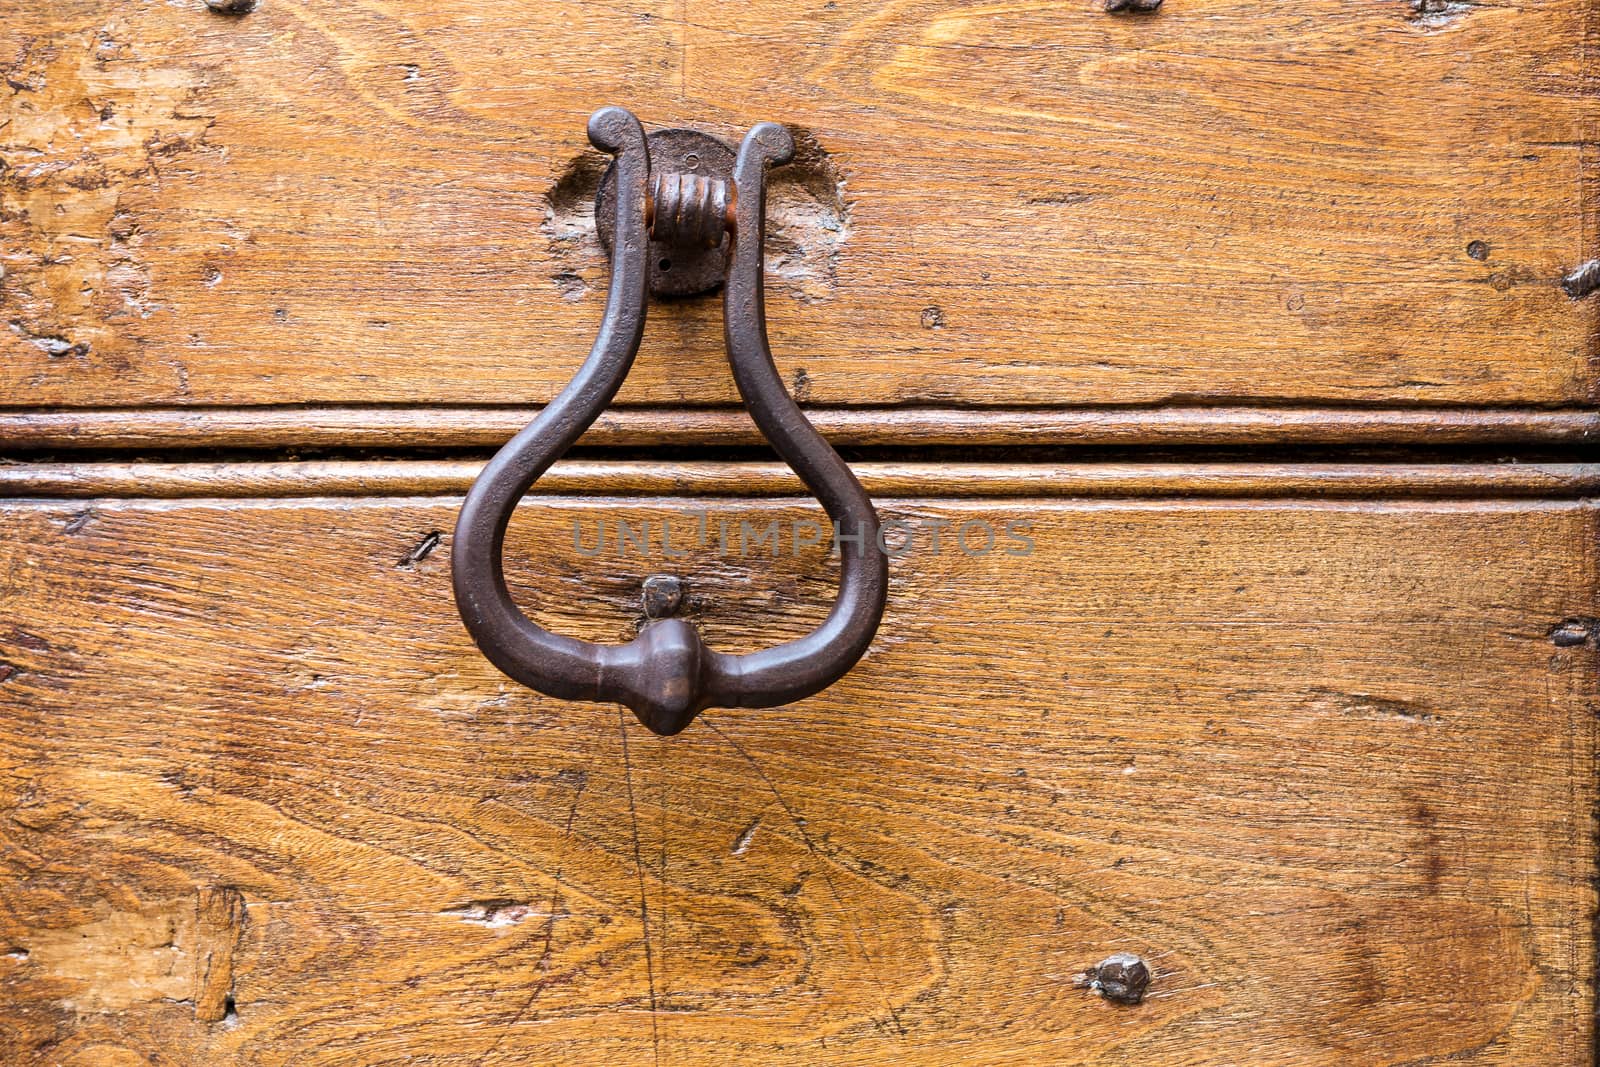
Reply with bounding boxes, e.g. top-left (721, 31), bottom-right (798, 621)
top-left (2, 1), bottom-right (1596, 1063)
